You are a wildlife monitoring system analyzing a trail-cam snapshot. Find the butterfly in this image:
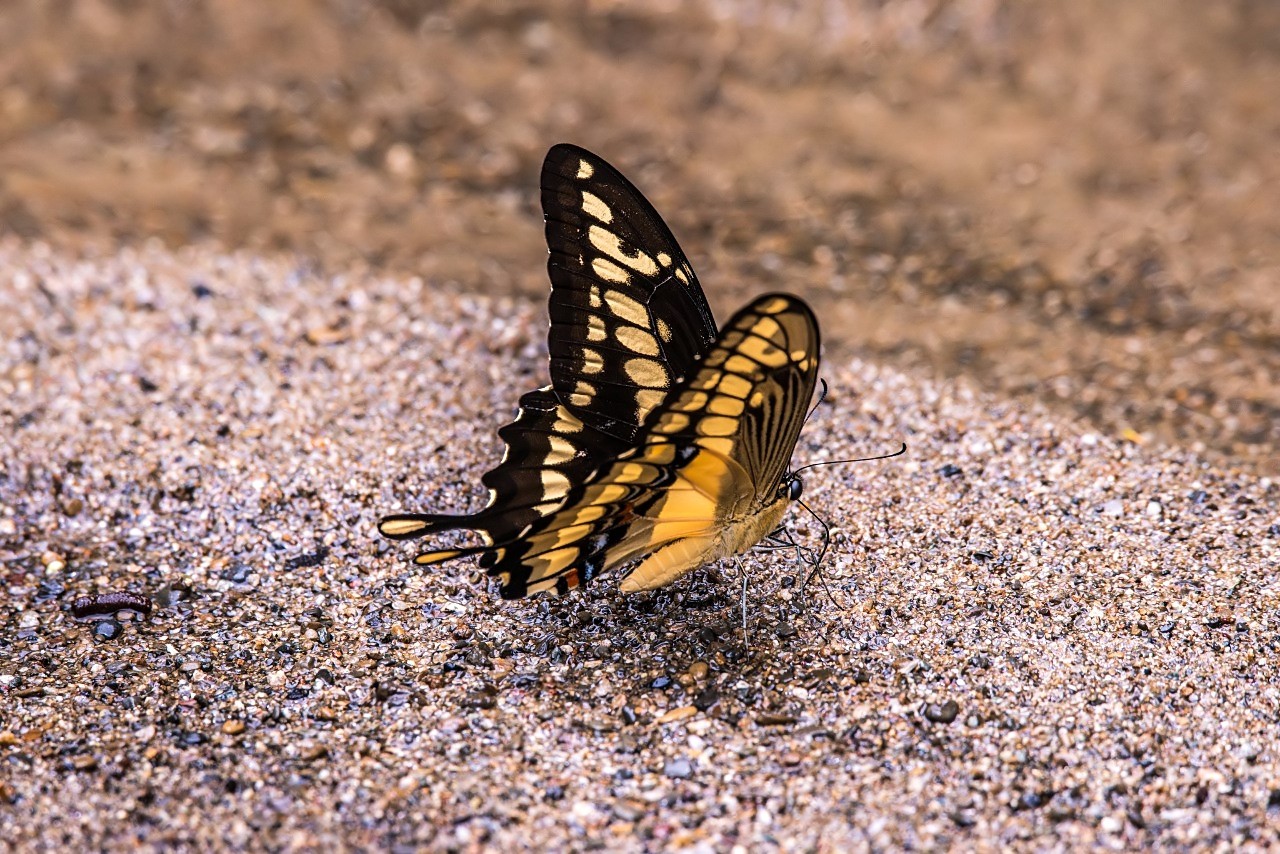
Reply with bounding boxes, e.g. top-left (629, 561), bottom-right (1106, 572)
top-left (379, 144), bottom-right (820, 599)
